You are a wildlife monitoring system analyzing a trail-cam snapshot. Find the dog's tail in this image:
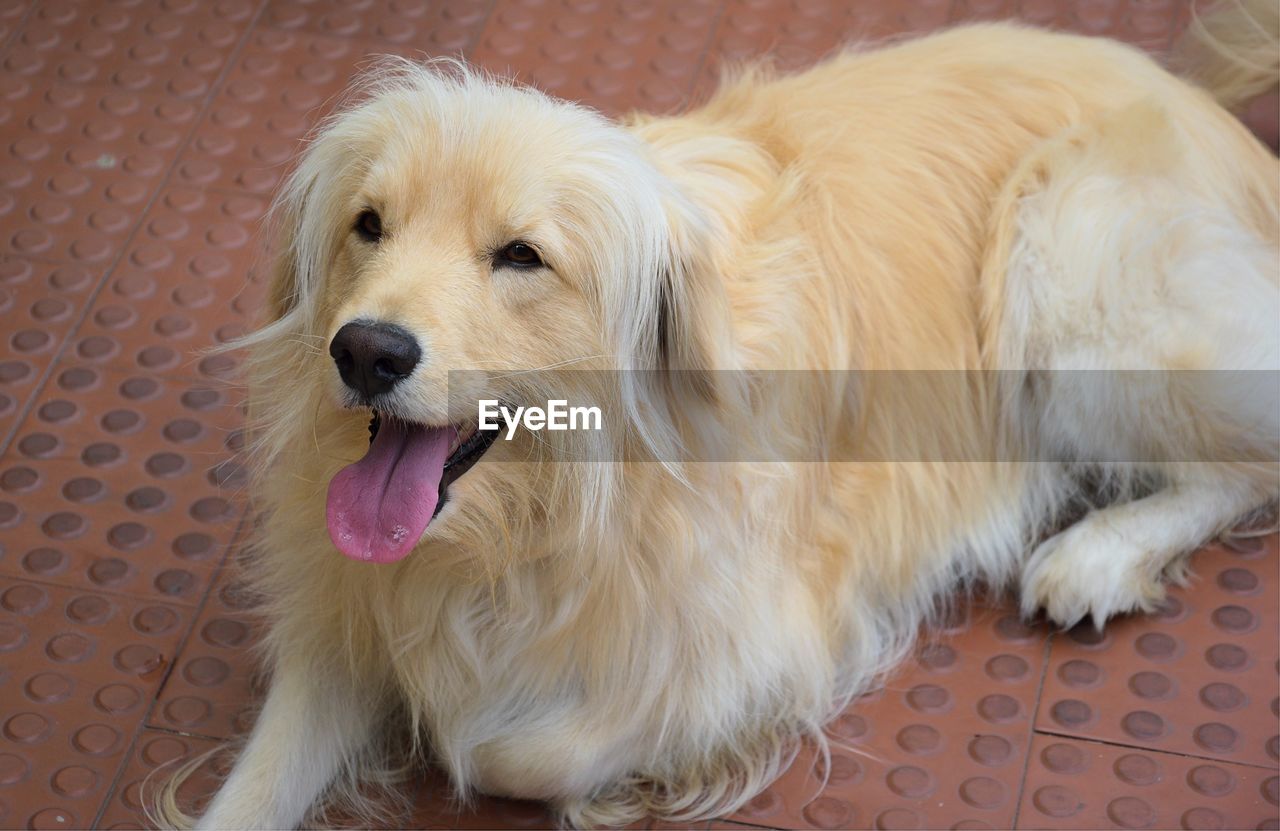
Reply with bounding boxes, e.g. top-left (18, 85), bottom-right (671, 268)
top-left (1171, 0), bottom-right (1279, 110)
